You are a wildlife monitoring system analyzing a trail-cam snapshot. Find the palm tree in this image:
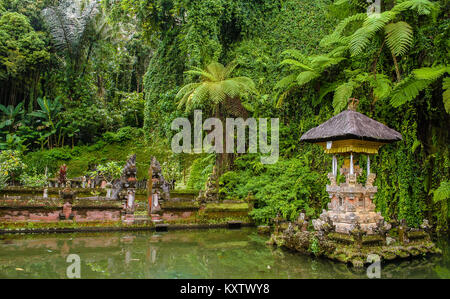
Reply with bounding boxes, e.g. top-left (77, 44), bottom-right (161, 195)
top-left (176, 61), bottom-right (257, 173)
